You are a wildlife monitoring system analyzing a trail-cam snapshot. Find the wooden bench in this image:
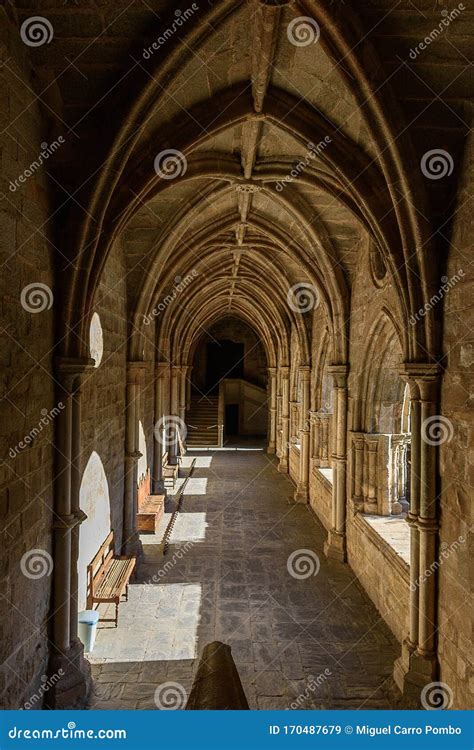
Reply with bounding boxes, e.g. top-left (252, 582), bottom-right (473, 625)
top-left (86, 531), bottom-right (136, 626)
top-left (137, 493), bottom-right (165, 533)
